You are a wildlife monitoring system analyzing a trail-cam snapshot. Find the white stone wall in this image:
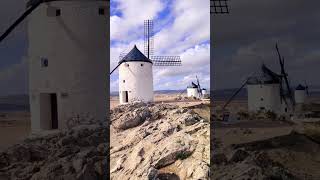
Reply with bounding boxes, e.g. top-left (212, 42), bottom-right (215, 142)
top-left (201, 89), bottom-right (207, 95)
top-left (247, 83), bottom-right (282, 113)
top-left (295, 90), bottom-right (306, 104)
top-left (187, 88), bottom-right (199, 98)
top-left (119, 61), bottom-right (153, 104)
top-left (28, 1), bottom-right (108, 131)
